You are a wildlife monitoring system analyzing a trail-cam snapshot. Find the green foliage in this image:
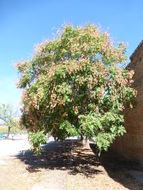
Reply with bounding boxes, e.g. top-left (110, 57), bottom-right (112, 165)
top-left (17, 24), bottom-right (136, 153)
top-left (0, 104), bottom-right (20, 136)
top-left (79, 112), bottom-right (125, 151)
top-left (29, 131), bottom-right (47, 153)
top-left (0, 125), bottom-right (26, 134)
